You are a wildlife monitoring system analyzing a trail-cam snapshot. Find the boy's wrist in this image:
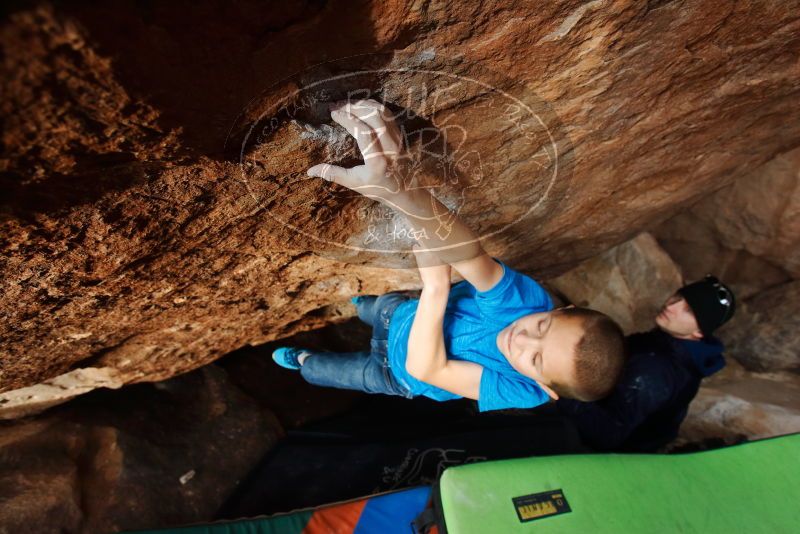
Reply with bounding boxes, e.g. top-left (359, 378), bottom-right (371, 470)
top-left (421, 283), bottom-right (450, 298)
